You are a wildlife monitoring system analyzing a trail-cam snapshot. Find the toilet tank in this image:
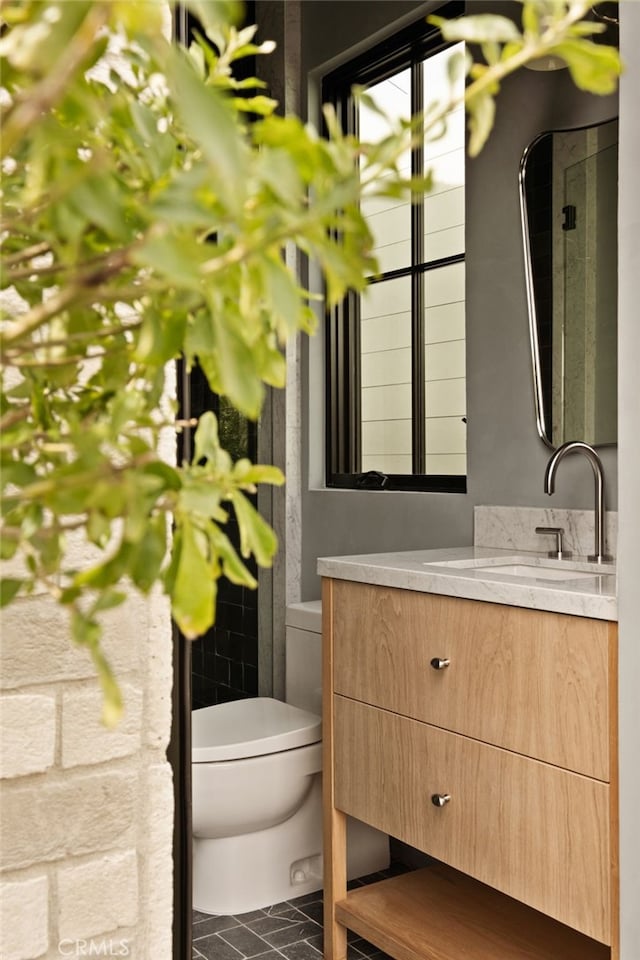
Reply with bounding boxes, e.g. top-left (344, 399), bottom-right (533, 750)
top-left (285, 601), bottom-right (322, 716)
